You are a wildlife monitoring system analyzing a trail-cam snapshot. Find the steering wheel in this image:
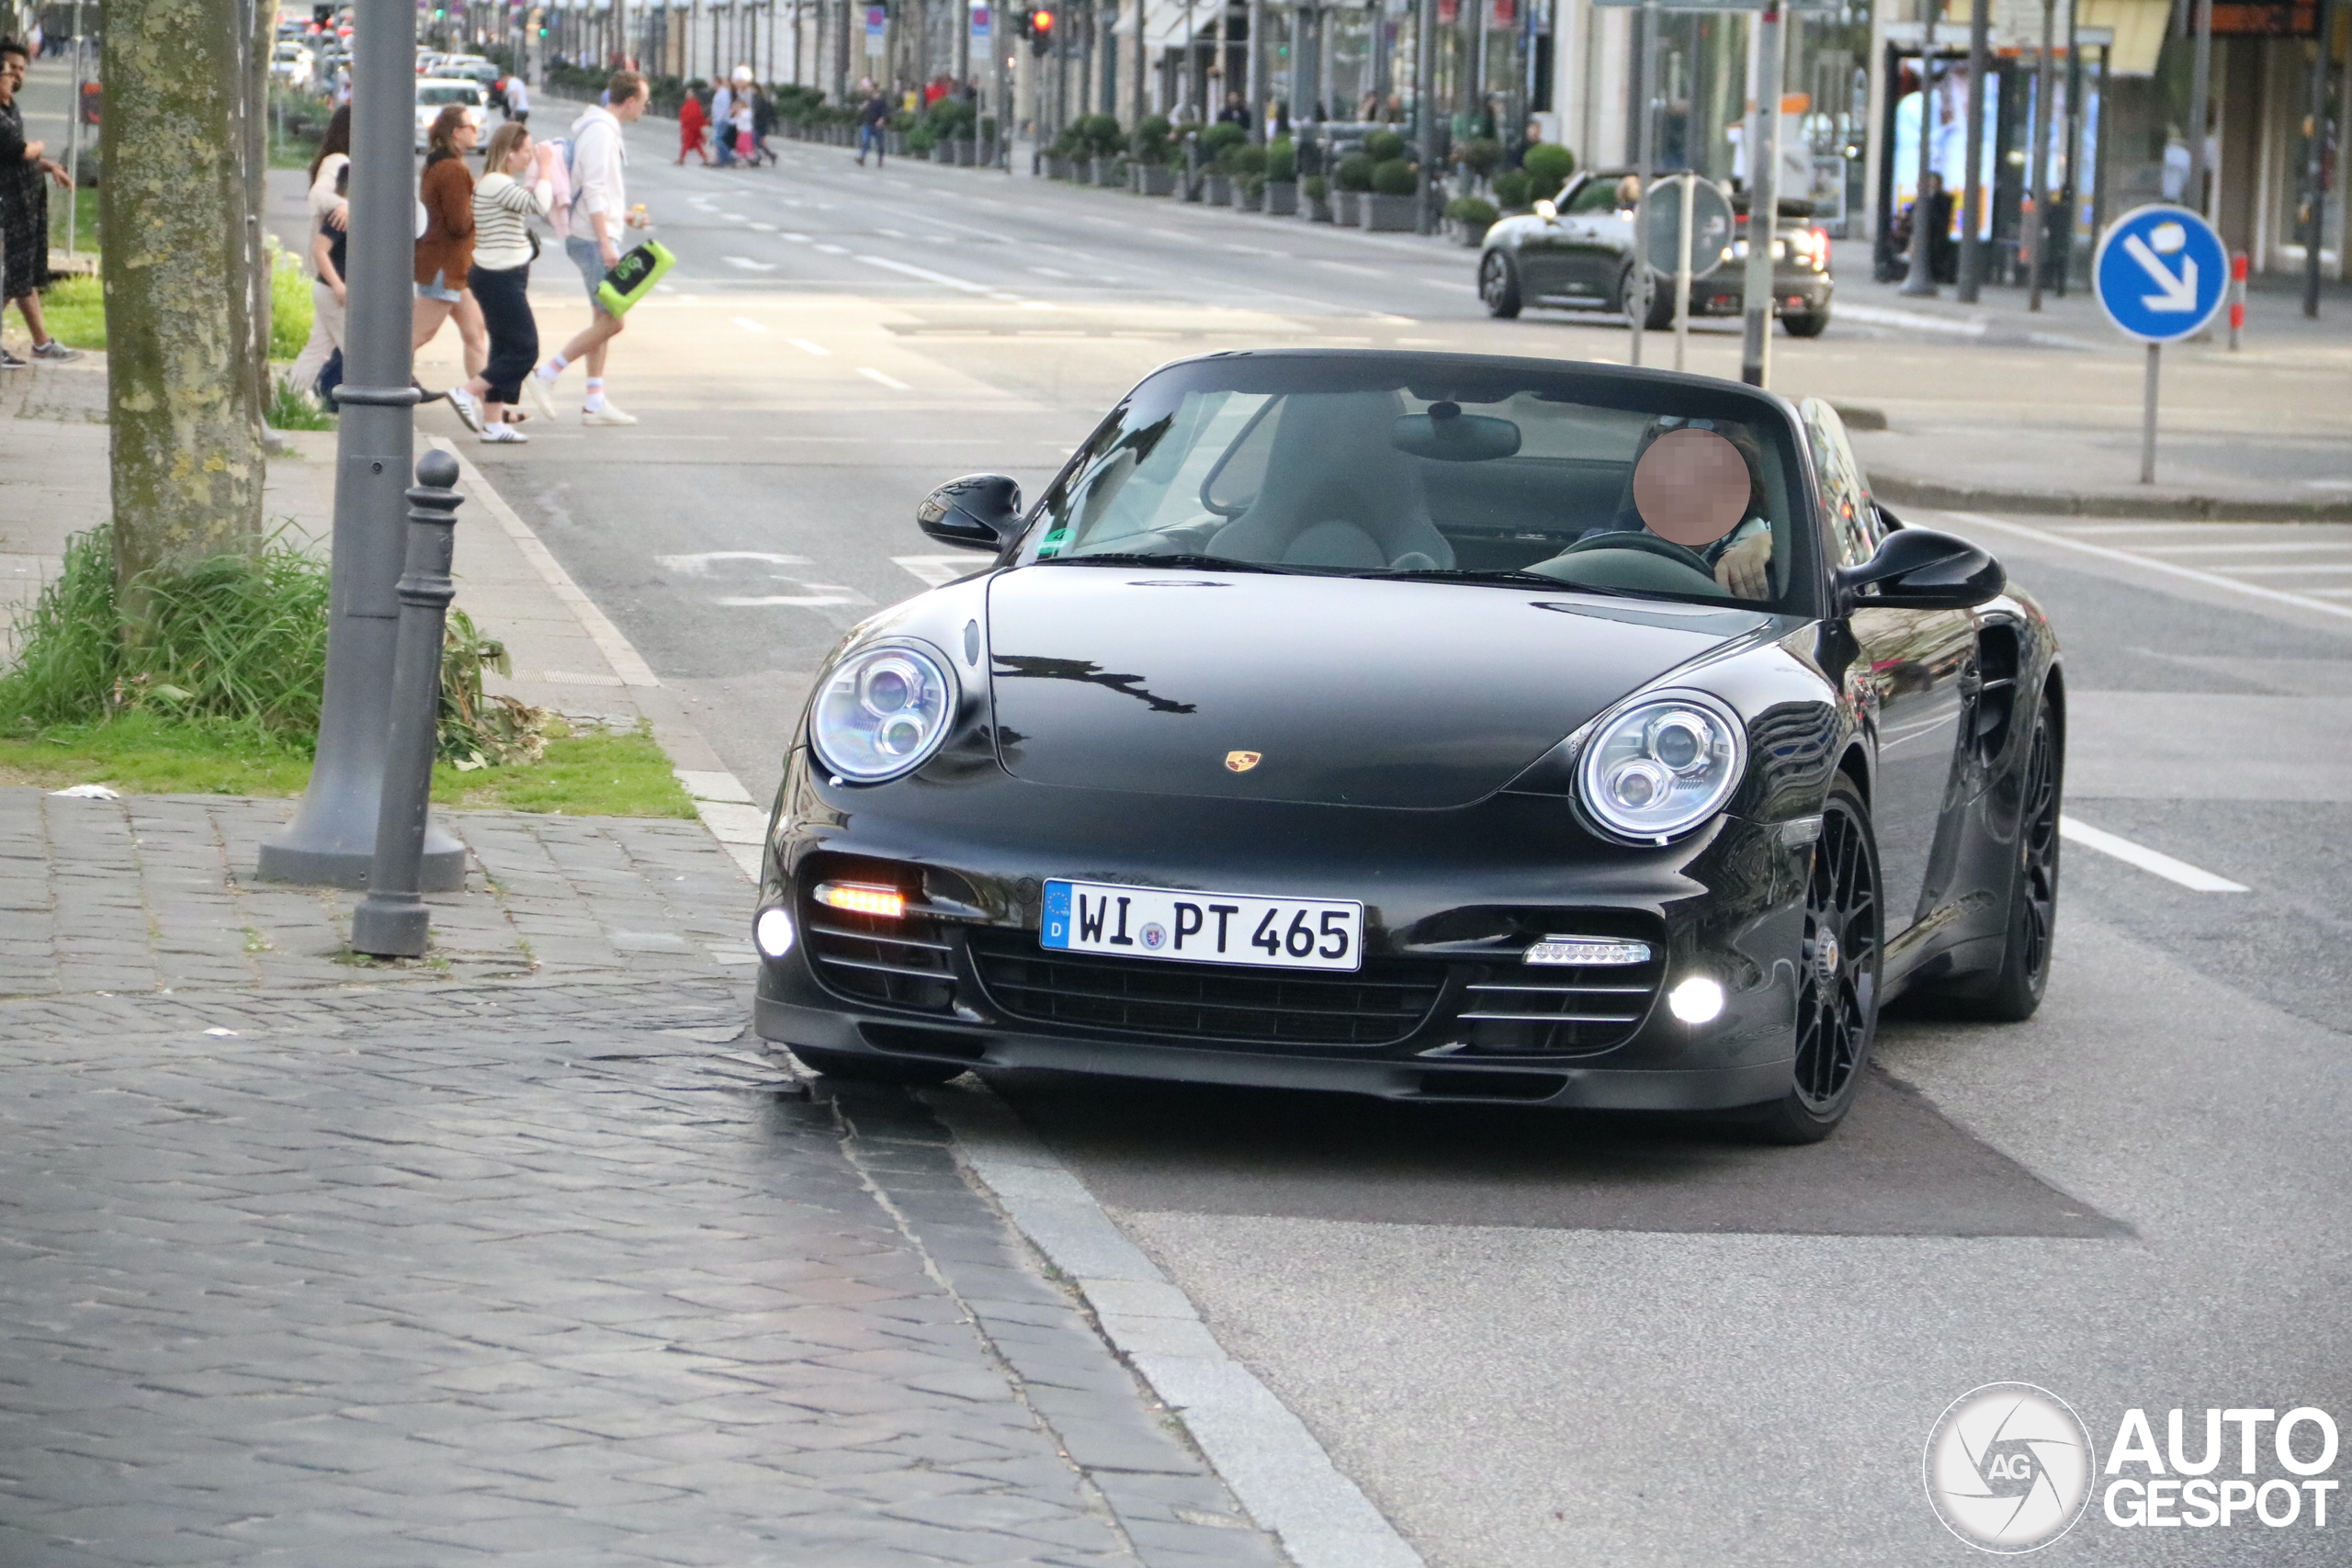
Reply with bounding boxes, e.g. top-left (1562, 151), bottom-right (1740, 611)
top-left (1552, 529), bottom-right (1717, 578)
